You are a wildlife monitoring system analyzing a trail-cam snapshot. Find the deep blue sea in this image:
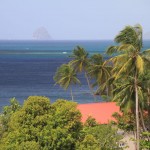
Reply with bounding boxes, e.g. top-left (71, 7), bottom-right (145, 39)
top-left (0, 40), bottom-right (150, 111)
